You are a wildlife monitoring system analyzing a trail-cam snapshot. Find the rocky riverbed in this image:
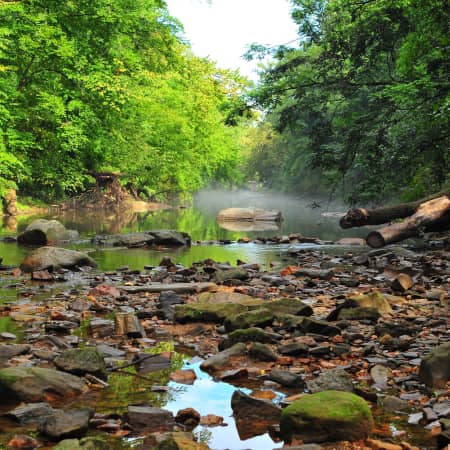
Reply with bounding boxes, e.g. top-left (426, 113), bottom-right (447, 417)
top-left (0, 228), bottom-right (449, 450)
